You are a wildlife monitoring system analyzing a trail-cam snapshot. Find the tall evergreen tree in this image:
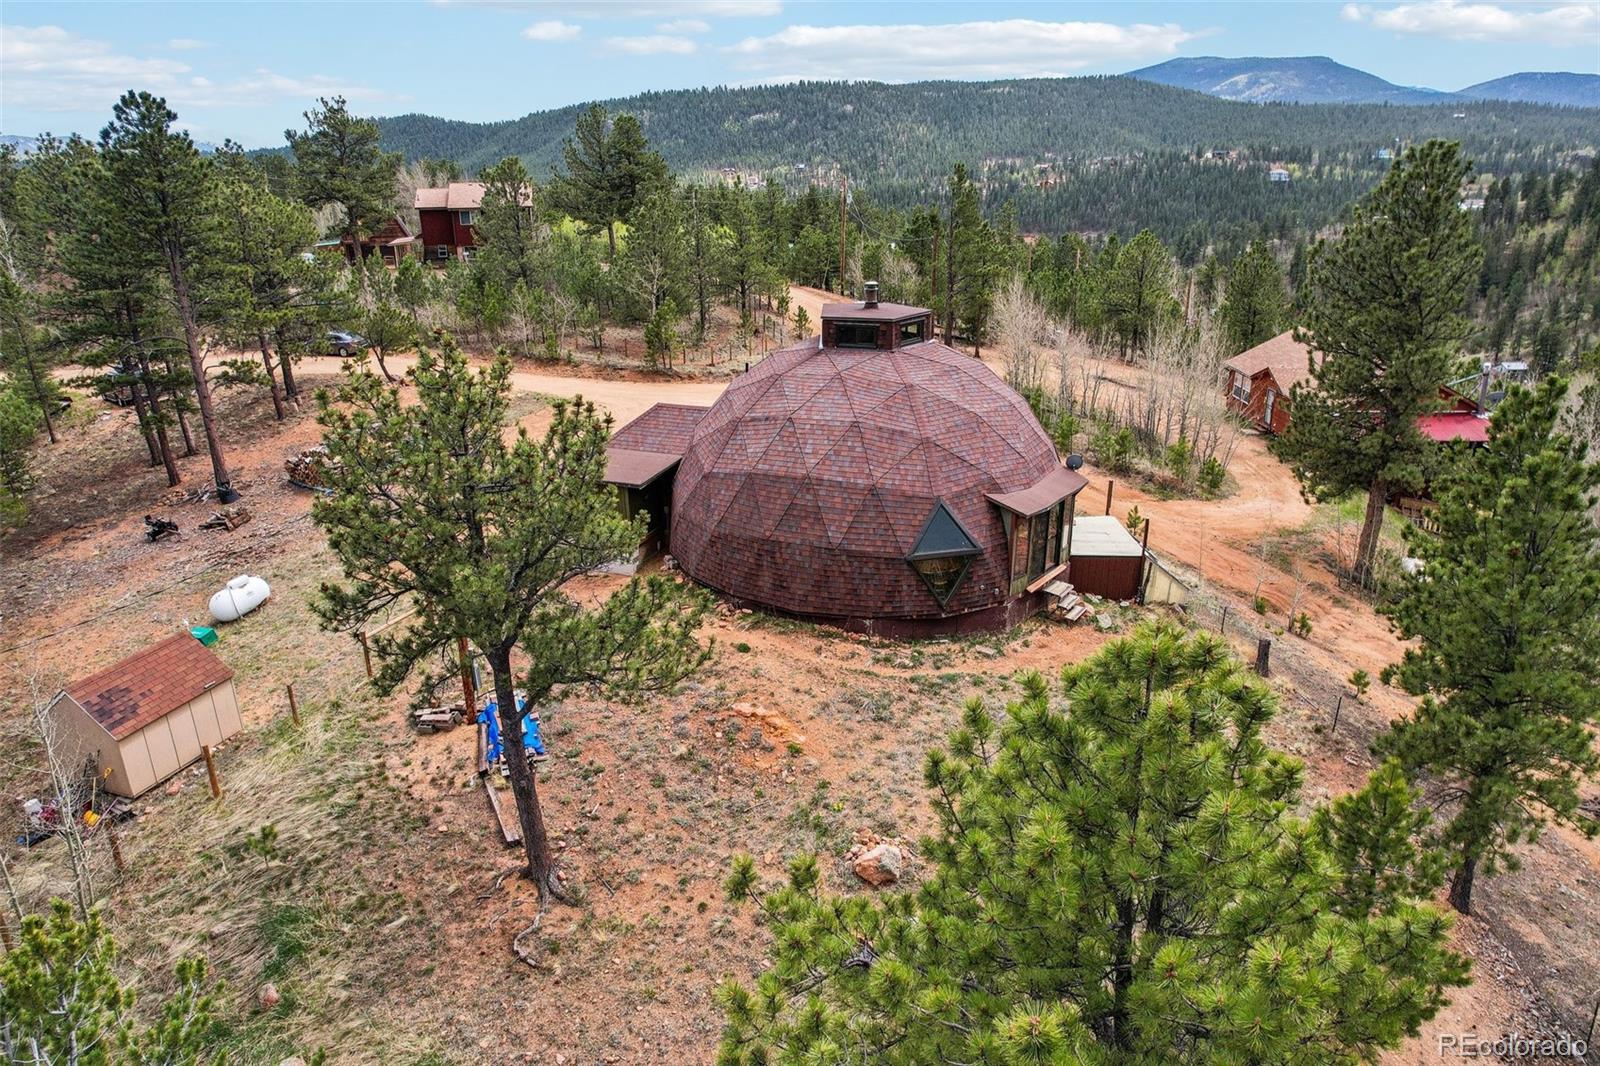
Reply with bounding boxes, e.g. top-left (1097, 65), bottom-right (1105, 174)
top-left (722, 623), bottom-right (1467, 1064)
top-left (214, 143), bottom-right (320, 420)
top-left (940, 163), bottom-right (998, 349)
top-left (287, 96), bottom-right (400, 260)
top-left (550, 105), bottom-right (666, 260)
top-left (1220, 240), bottom-right (1289, 354)
top-left (1273, 140), bottom-right (1481, 587)
top-left (475, 156), bottom-right (545, 290)
top-left (99, 91), bottom-right (240, 501)
top-left (0, 376), bottom-right (39, 530)
top-left (620, 180), bottom-right (687, 319)
top-left (1376, 377), bottom-right (1600, 914)
top-left (1101, 229), bottom-right (1178, 358)
top-left (311, 342), bottom-right (710, 900)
